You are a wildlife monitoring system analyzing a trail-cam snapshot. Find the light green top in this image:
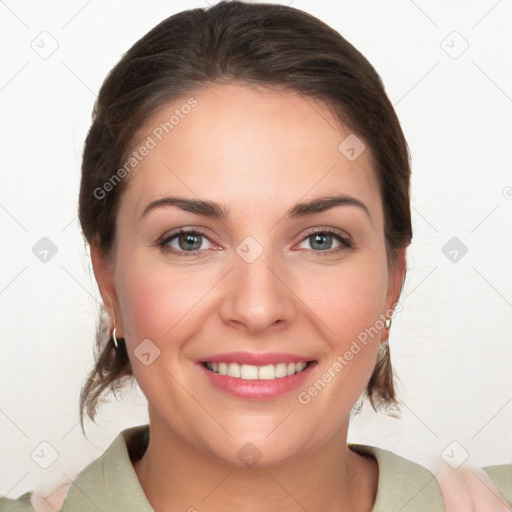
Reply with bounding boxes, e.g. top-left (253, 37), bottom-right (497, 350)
top-left (1, 424), bottom-right (510, 511)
